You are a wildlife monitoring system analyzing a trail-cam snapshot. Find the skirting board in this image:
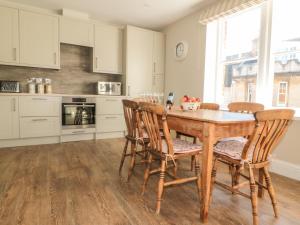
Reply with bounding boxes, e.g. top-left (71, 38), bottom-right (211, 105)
top-left (270, 159), bottom-right (300, 181)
